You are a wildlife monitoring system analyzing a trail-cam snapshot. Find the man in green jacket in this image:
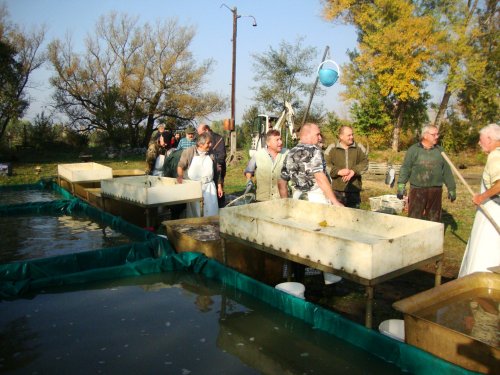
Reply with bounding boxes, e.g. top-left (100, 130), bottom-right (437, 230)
top-left (397, 124), bottom-right (456, 222)
top-left (325, 126), bottom-right (368, 208)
